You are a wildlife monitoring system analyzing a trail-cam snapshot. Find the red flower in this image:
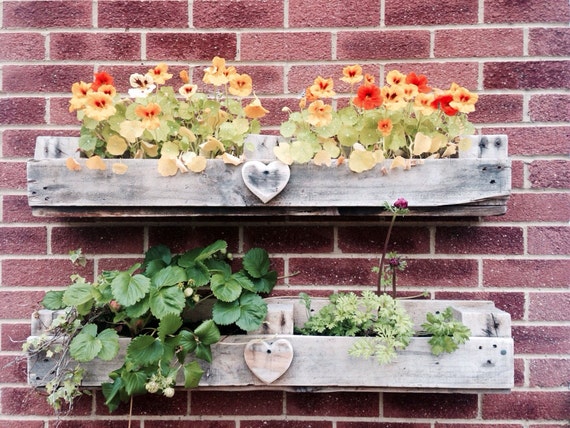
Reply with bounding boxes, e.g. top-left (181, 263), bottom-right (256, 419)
top-left (393, 198), bottom-right (408, 209)
top-left (431, 93), bottom-right (458, 116)
top-left (91, 71), bottom-right (114, 91)
top-left (405, 72), bottom-right (431, 93)
top-left (353, 84), bottom-right (383, 110)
